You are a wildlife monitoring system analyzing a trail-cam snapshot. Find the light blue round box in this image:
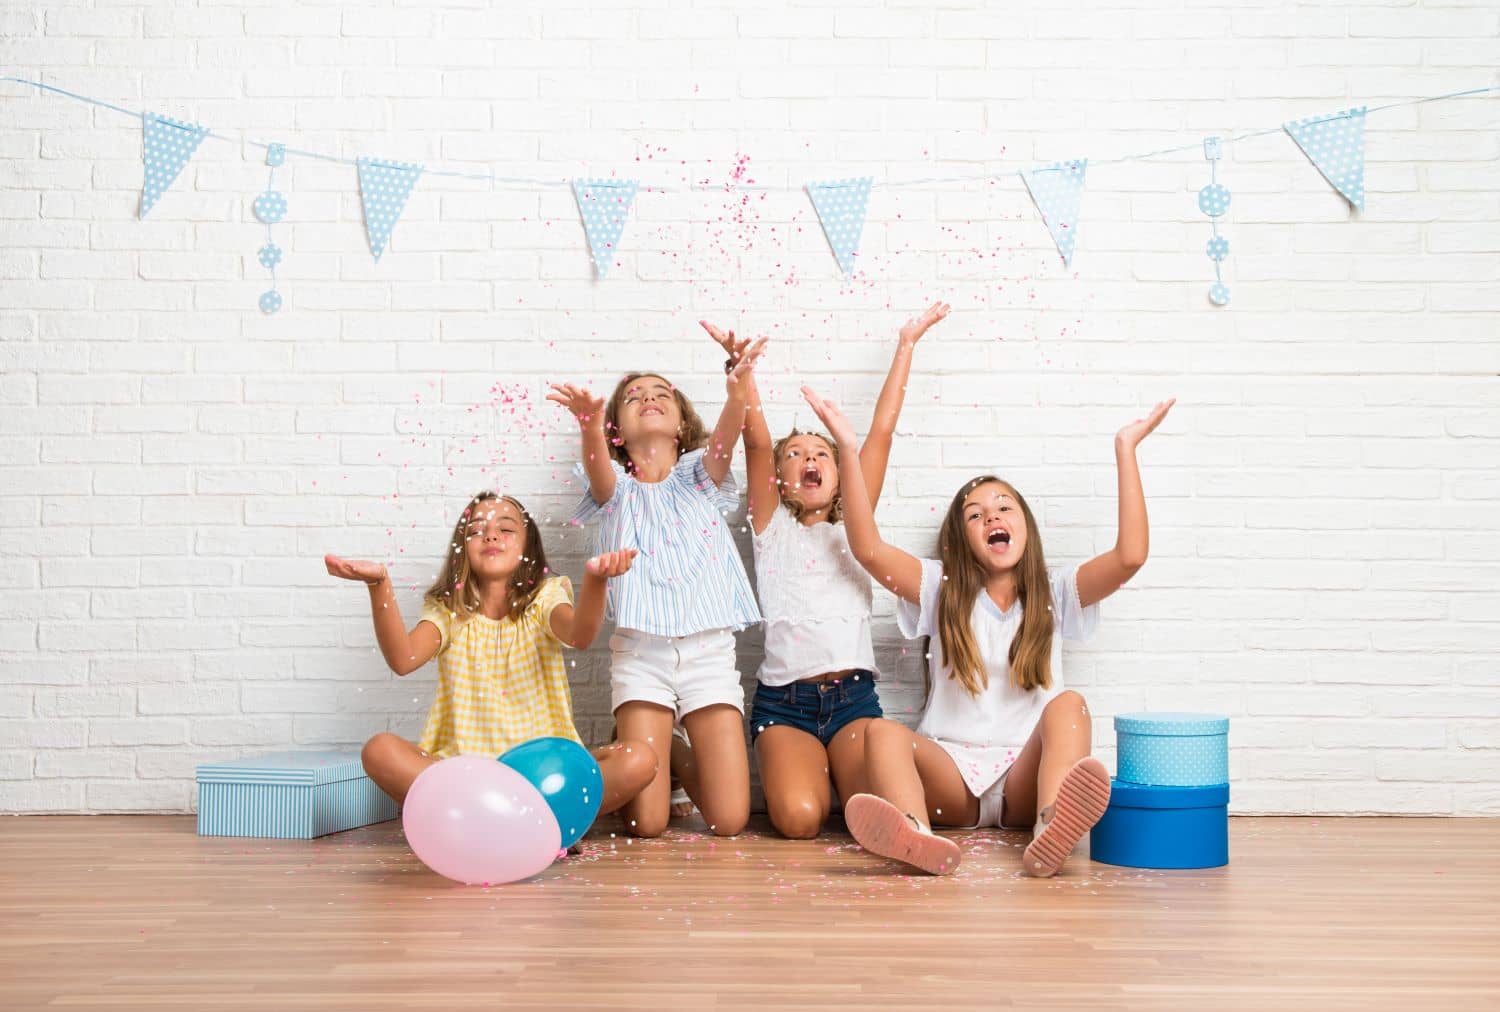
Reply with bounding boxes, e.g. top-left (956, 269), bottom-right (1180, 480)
top-left (1115, 712), bottom-right (1229, 787)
